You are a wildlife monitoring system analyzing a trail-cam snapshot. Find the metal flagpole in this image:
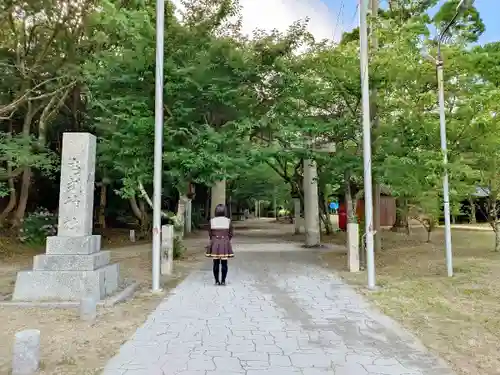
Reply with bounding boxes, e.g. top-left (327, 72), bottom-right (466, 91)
top-left (359, 0), bottom-right (376, 289)
top-left (152, 0), bottom-right (165, 292)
